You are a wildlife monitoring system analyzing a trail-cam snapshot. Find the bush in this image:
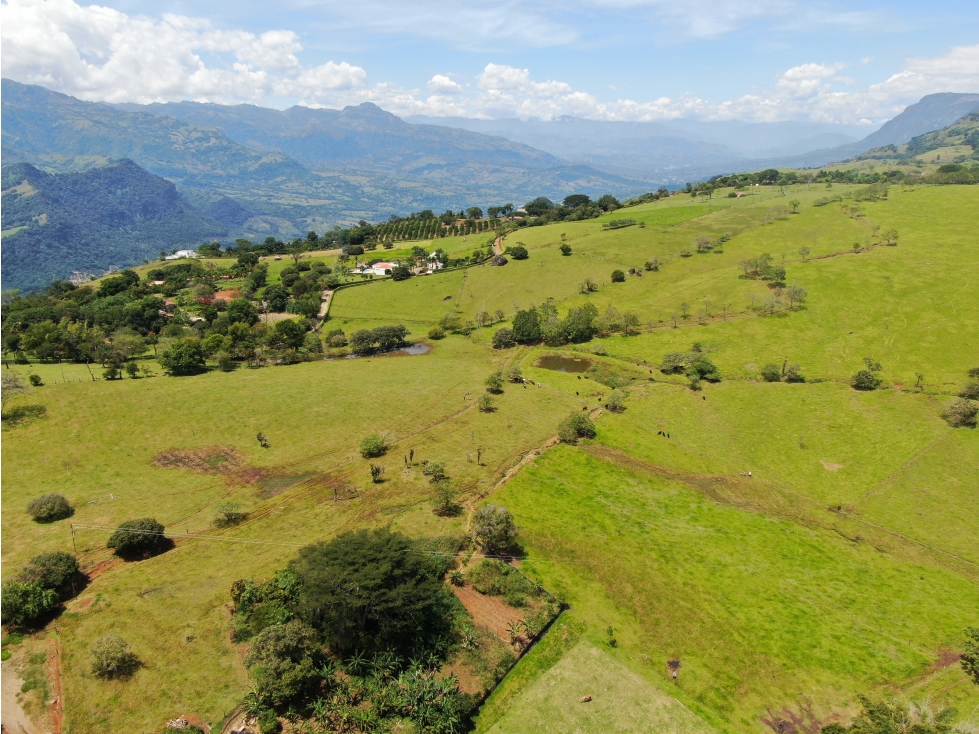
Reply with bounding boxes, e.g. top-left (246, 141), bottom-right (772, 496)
top-left (478, 395), bottom-right (495, 412)
top-left (509, 245), bottom-right (529, 260)
top-left (610, 269), bottom-right (626, 283)
top-left (784, 364), bottom-right (806, 383)
top-left (390, 264), bottom-right (412, 281)
top-left (107, 518), bottom-right (168, 558)
top-left (604, 390), bottom-right (627, 413)
top-left (851, 369), bottom-right (881, 391)
top-left (660, 352), bottom-right (687, 374)
top-left (27, 373), bottom-right (42, 386)
top-left (686, 355), bottom-right (721, 382)
top-left (760, 363), bottom-right (782, 382)
top-left (959, 382), bottom-right (979, 400)
top-left (472, 504), bottom-right (519, 553)
top-left (558, 412), bottom-right (596, 444)
top-left (428, 326), bottom-right (446, 340)
top-left (422, 461), bottom-right (447, 482)
top-left (359, 433), bottom-right (388, 458)
top-left (0, 581), bottom-right (58, 627)
top-left (559, 244), bottom-right (572, 256)
top-left (256, 710), bottom-right (282, 733)
top-left (20, 551), bottom-right (80, 591)
top-left (90, 634), bottom-right (140, 678)
top-left (27, 493), bottom-right (72, 522)
top-left (216, 351), bottom-right (235, 372)
top-left (485, 371), bottom-right (504, 393)
top-left (492, 328), bottom-right (516, 349)
top-left (942, 398), bottom-right (977, 428)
